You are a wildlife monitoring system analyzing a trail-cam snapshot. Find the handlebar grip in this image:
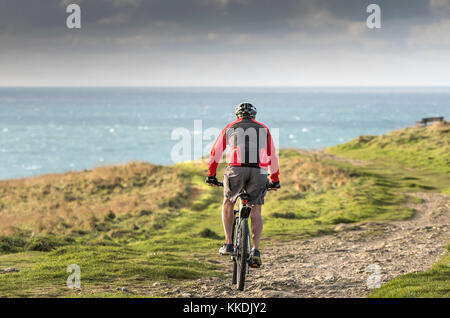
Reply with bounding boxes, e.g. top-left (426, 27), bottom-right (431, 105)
top-left (266, 182), bottom-right (280, 190)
